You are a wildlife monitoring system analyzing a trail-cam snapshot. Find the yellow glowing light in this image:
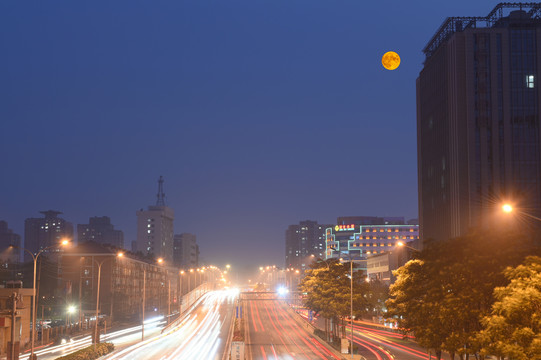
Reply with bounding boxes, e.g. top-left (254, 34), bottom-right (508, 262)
top-left (61, 239), bottom-right (70, 246)
top-left (397, 241), bottom-right (405, 247)
top-left (502, 204), bottom-right (513, 213)
top-left (117, 252), bottom-right (124, 257)
top-left (157, 258), bottom-right (164, 263)
top-left (382, 51), bottom-right (400, 70)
